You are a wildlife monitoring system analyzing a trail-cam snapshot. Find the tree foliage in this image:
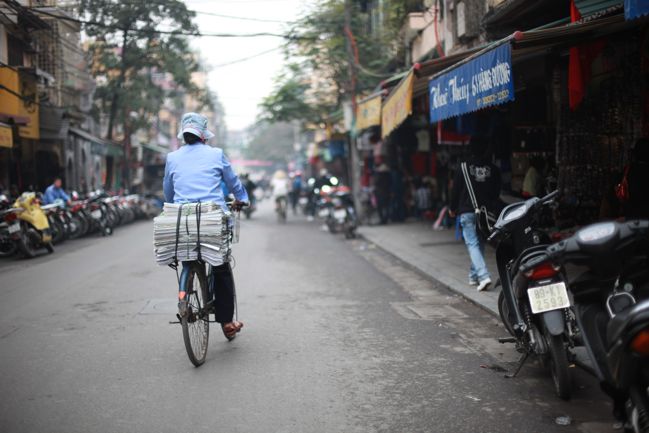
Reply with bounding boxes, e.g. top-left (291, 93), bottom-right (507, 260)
top-left (259, 0), bottom-right (418, 125)
top-left (244, 122), bottom-right (295, 164)
top-left (80, 0), bottom-right (209, 139)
